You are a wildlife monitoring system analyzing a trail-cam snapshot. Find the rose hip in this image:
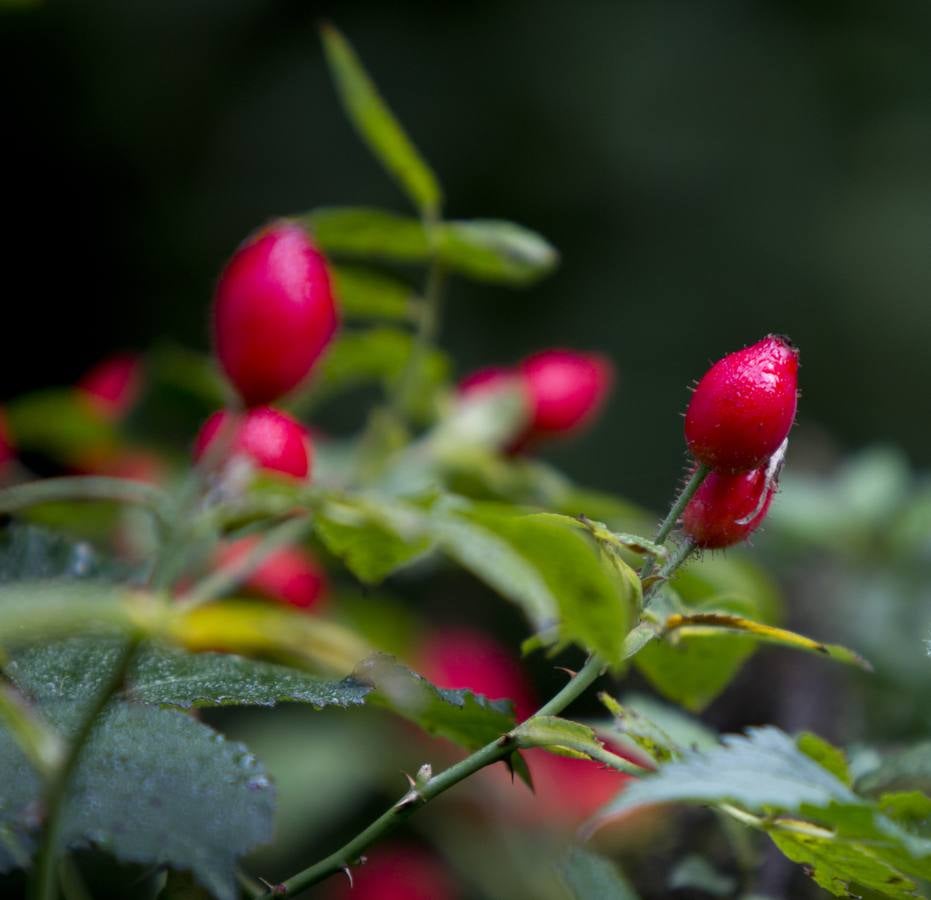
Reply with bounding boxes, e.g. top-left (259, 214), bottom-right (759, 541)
top-left (193, 407), bottom-right (312, 479)
top-left (213, 222), bottom-right (338, 407)
top-left (682, 466), bottom-right (776, 549)
top-left (325, 843), bottom-right (456, 900)
top-left (685, 335), bottom-right (798, 472)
